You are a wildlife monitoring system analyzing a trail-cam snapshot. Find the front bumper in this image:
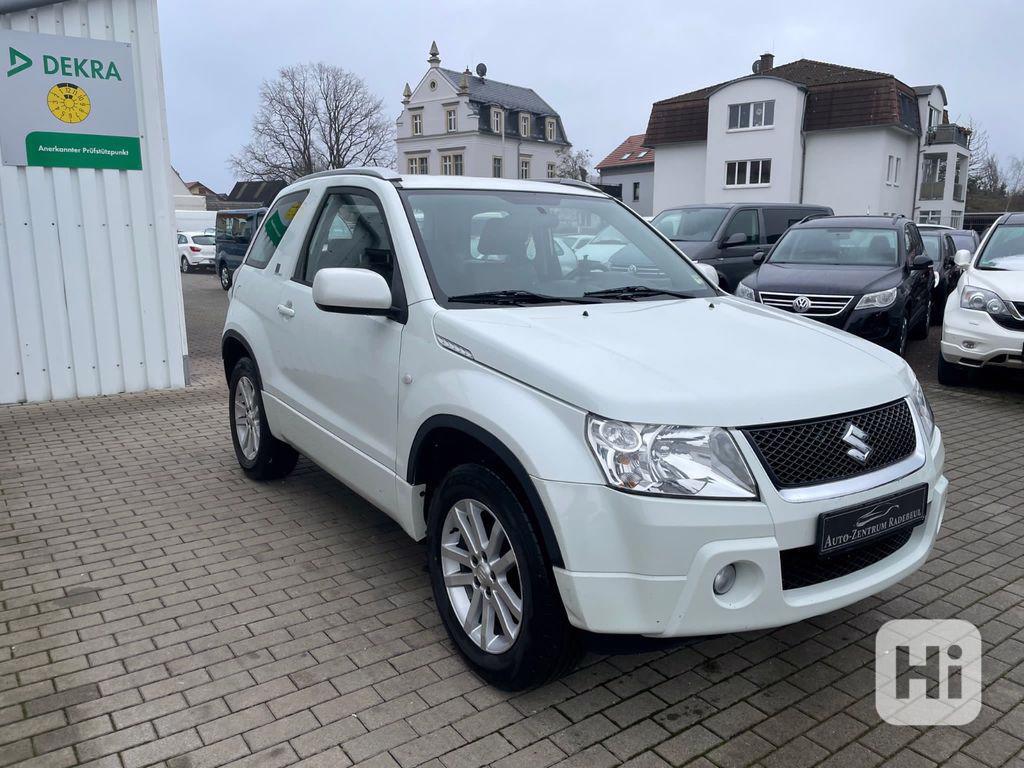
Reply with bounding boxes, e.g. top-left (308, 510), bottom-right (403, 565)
top-left (940, 302), bottom-right (1024, 370)
top-left (538, 416), bottom-right (946, 637)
